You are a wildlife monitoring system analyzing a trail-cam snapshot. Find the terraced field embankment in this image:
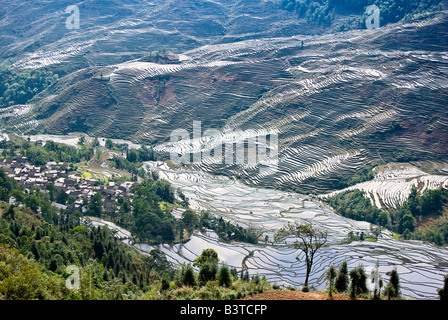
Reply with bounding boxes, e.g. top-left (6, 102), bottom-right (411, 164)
top-left (3, 9), bottom-right (448, 194)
